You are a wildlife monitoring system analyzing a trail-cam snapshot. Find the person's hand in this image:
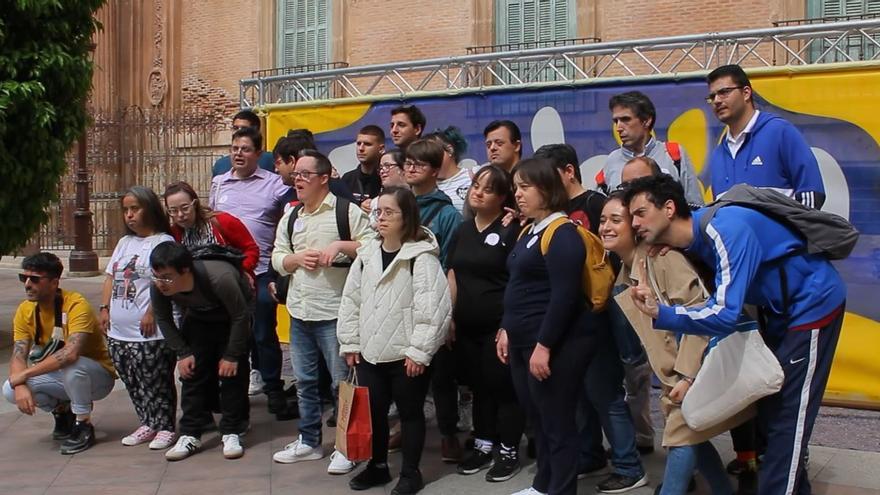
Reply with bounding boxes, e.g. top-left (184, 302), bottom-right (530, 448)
top-left (13, 385), bottom-right (35, 415)
top-left (139, 307), bottom-right (156, 338)
top-left (647, 244), bottom-right (672, 257)
top-left (293, 250), bottom-right (321, 271)
top-left (404, 357), bottom-right (425, 377)
top-left (98, 308), bottom-right (110, 334)
top-left (177, 355), bottom-right (196, 379)
top-left (245, 272), bottom-right (256, 292)
top-left (319, 242), bottom-right (343, 267)
top-left (360, 199), bottom-right (372, 214)
top-left (8, 371), bottom-right (28, 388)
top-left (446, 320), bottom-right (456, 350)
top-left (218, 359), bottom-right (238, 377)
top-left (345, 352), bottom-right (361, 367)
top-left (495, 329), bottom-right (509, 364)
top-left (529, 343), bottom-right (552, 381)
top-left (630, 260), bottom-right (660, 318)
top-left (669, 378), bottom-right (692, 403)
top-left (502, 207), bottom-right (527, 228)
top-left (268, 281), bottom-right (280, 303)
